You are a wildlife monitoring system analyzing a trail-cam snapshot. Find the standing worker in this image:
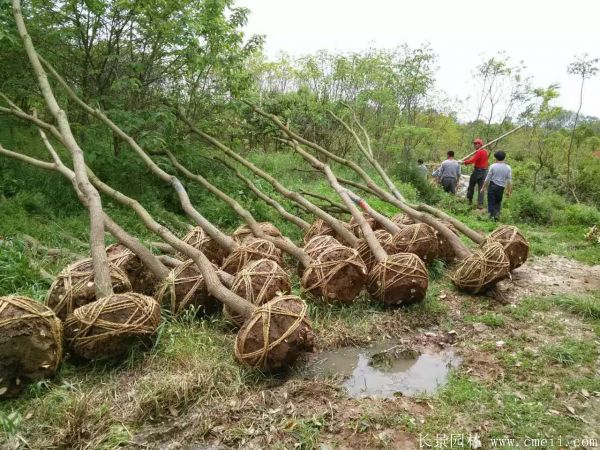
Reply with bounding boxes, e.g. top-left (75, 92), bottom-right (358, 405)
top-left (480, 151), bottom-right (512, 221)
top-left (417, 159), bottom-right (428, 178)
top-left (460, 138), bottom-right (489, 209)
top-left (434, 151), bottom-right (461, 194)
